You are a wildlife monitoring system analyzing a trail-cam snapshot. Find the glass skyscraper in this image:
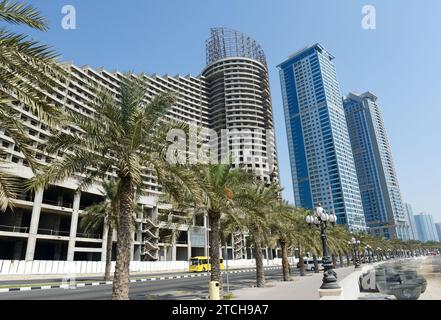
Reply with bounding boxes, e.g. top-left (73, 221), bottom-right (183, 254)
top-left (343, 92), bottom-right (409, 240)
top-left (435, 223), bottom-right (441, 242)
top-left (414, 213), bottom-right (439, 242)
top-left (278, 44), bottom-right (367, 231)
top-left (404, 203), bottom-right (419, 240)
